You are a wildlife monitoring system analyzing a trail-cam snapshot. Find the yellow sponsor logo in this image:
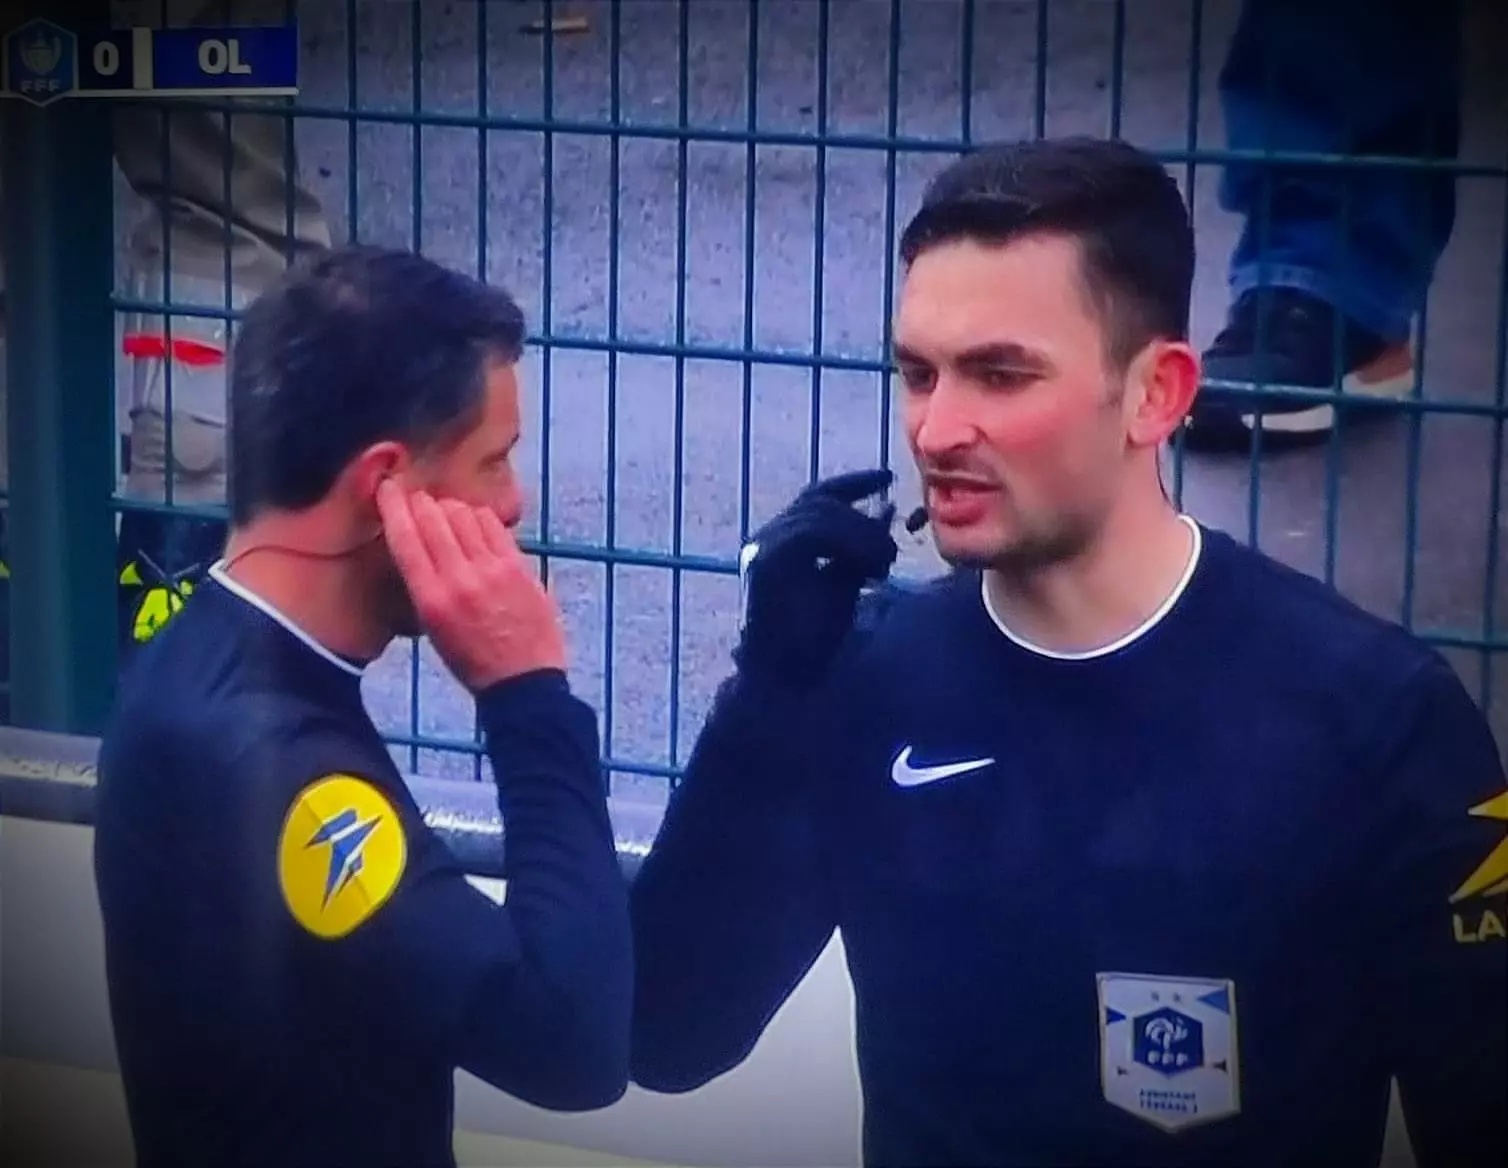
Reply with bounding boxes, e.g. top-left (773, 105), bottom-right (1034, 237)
top-left (277, 774), bottom-right (407, 940)
top-left (1450, 790), bottom-right (1508, 945)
